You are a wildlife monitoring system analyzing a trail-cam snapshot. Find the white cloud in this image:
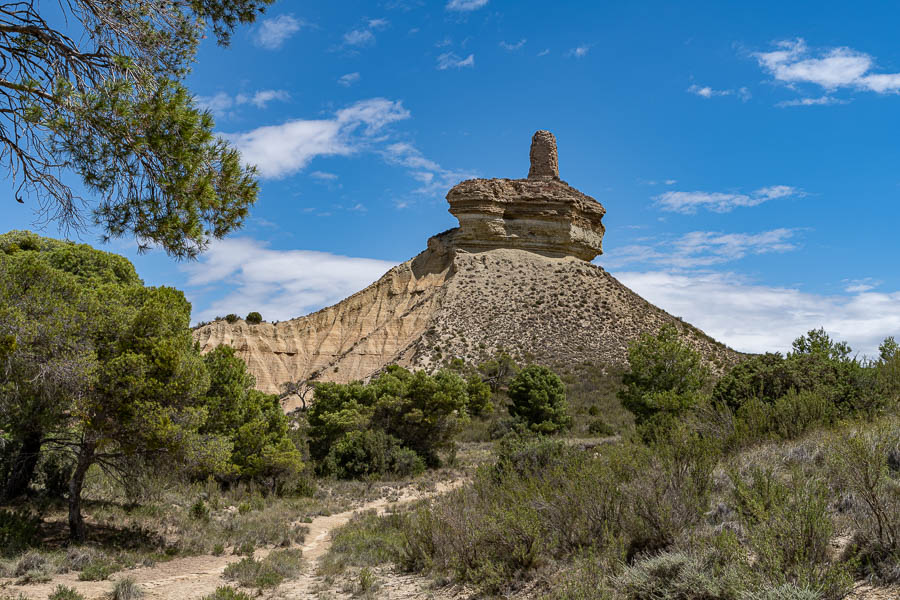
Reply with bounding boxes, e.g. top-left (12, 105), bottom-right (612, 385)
top-left (220, 98), bottom-right (411, 178)
top-left (195, 92), bottom-right (234, 117)
top-left (656, 185), bottom-right (801, 214)
top-left (184, 238), bottom-right (397, 324)
top-left (538, 49), bottom-right (550, 57)
top-left (500, 39), bottom-right (526, 51)
top-left (605, 228), bottom-right (799, 269)
top-left (612, 270), bottom-right (900, 356)
top-left (343, 29), bottom-right (375, 46)
top-left (196, 89), bottom-right (289, 117)
top-left (688, 84), bottom-right (751, 101)
top-left (368, 18), bottom-right (390, 29)
top-left (756, 38), bottom-right (900, 96)
top-left (777, 95), bottom-right (849, 107)
top-left (235, 89), bottom-right (290, 109)
top-left (446, 0), bottom-right (488, 11)
top-left (437, 52), bottom-right (475, 70)
top-left (844, 278), bottom-right (882, 293)
top-left (382, 142), bottom-right (477, 195)
top-left (569, 45), bottom-right (591, 58)
top-left (310, 171), bottom-right (338, 181)
top-left (254, 14), bottom-right (304, 50)
top-left (338, 72), bottom-right (361, 87)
